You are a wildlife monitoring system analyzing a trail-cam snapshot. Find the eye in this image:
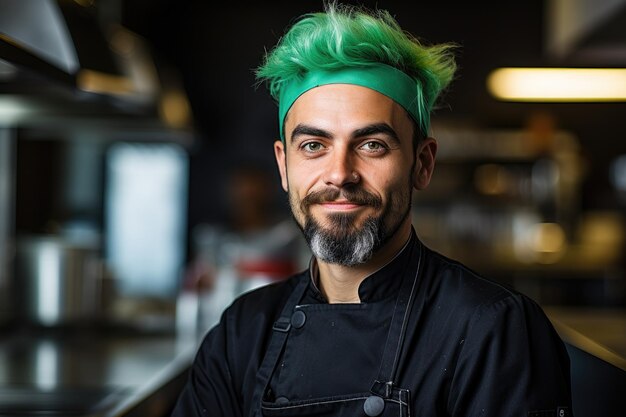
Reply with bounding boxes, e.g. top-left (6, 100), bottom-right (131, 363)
top-left (302, 142), bottom-right (325, 153)
top-left (360, 141), bottom-right (387, 153)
